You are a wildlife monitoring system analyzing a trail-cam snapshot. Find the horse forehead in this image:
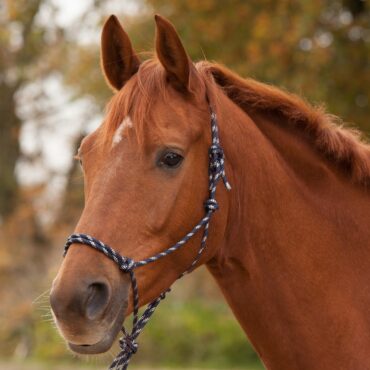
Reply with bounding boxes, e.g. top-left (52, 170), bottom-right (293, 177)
top-left (151, 100), bottom-right (204, 133)
top-left (112, 116), bottom-right (133, 147)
